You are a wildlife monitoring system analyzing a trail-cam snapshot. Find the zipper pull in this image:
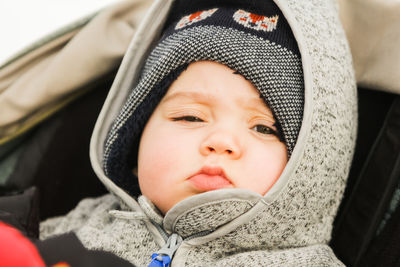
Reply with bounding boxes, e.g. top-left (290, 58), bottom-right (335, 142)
top-left (148, 233), bottom-right (183, 267)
